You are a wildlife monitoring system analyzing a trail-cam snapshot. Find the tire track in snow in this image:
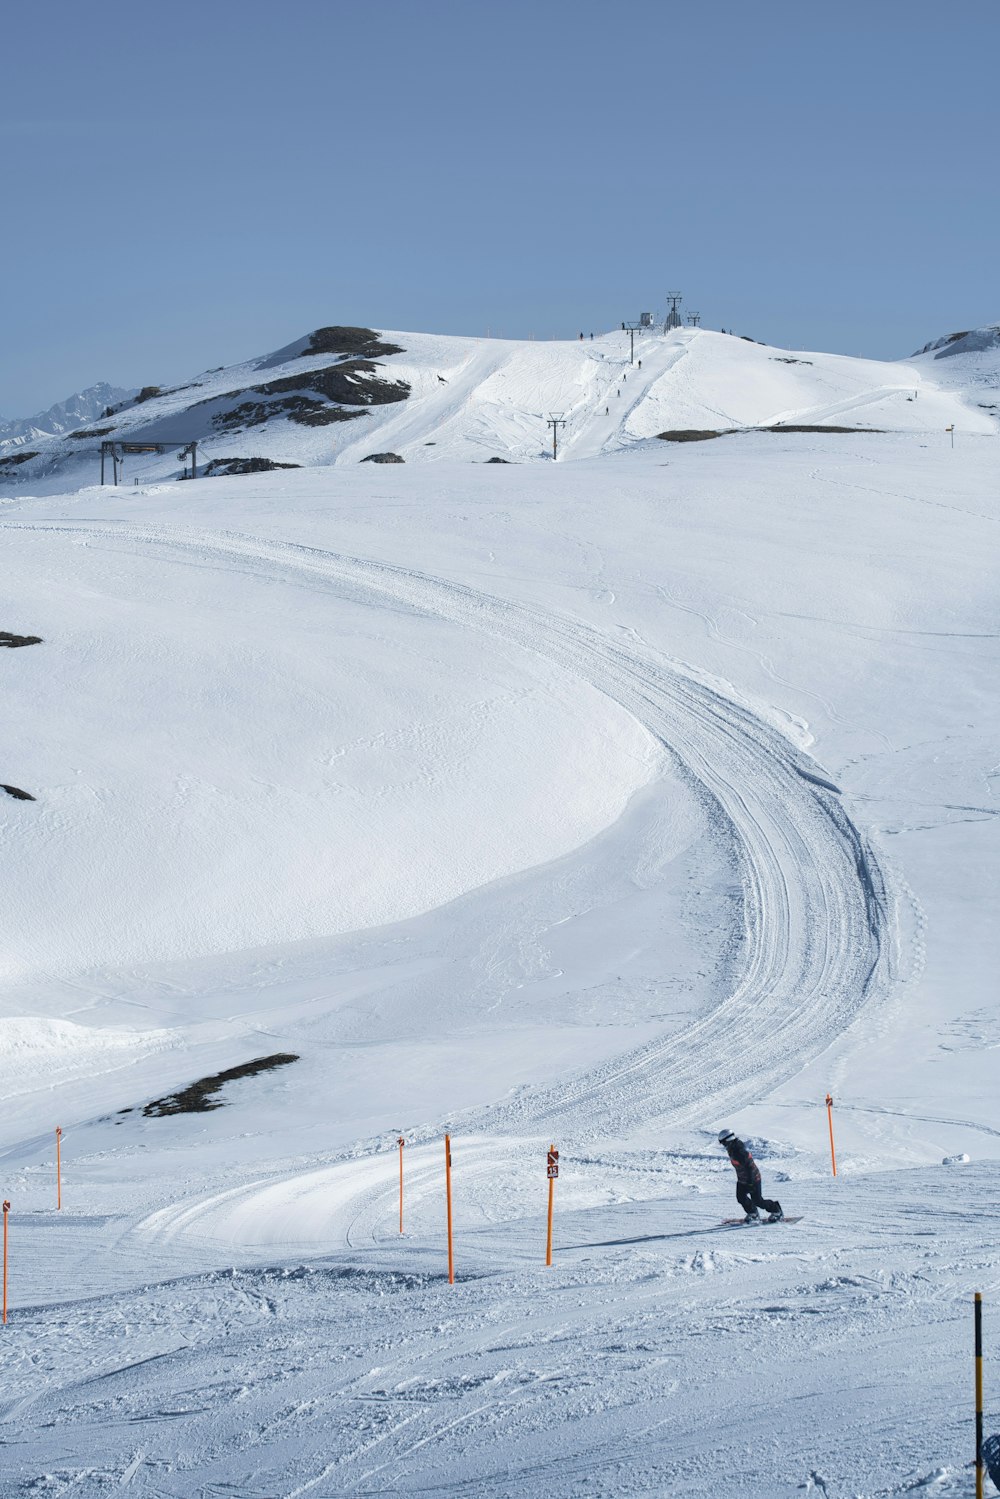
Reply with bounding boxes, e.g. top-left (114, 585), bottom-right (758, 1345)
top-left (4, 519), bottom-right (893, 1137)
